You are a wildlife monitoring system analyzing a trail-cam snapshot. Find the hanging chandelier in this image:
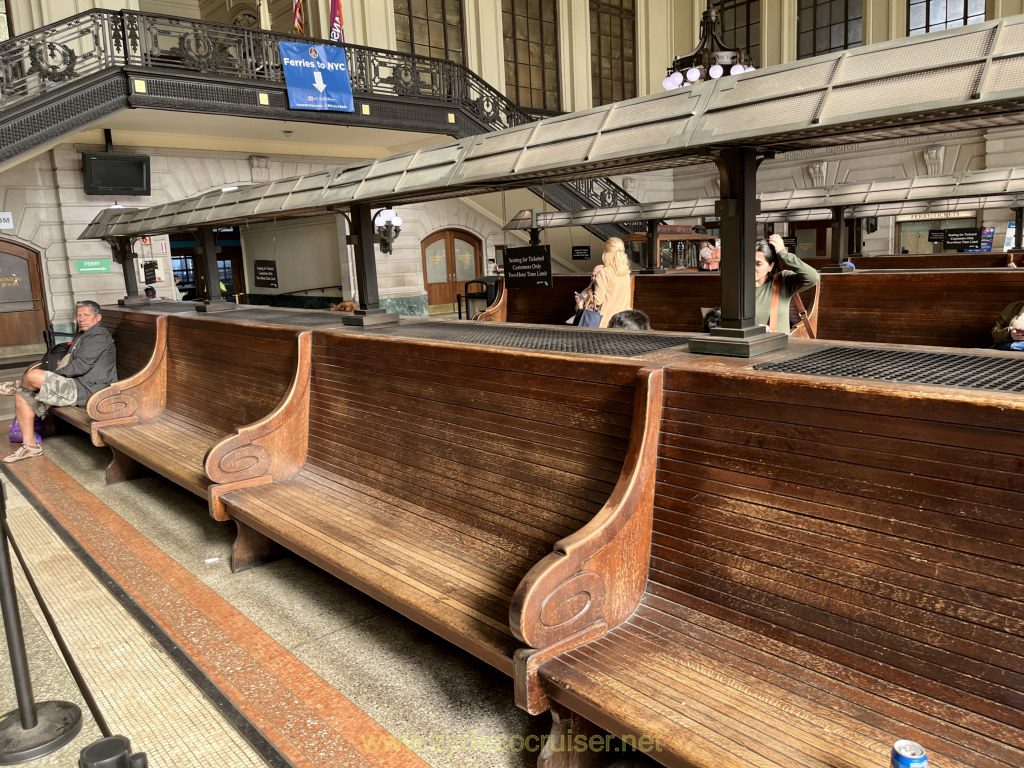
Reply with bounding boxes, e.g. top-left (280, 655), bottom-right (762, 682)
top-left (663, 2), bottom-right (755, 90)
